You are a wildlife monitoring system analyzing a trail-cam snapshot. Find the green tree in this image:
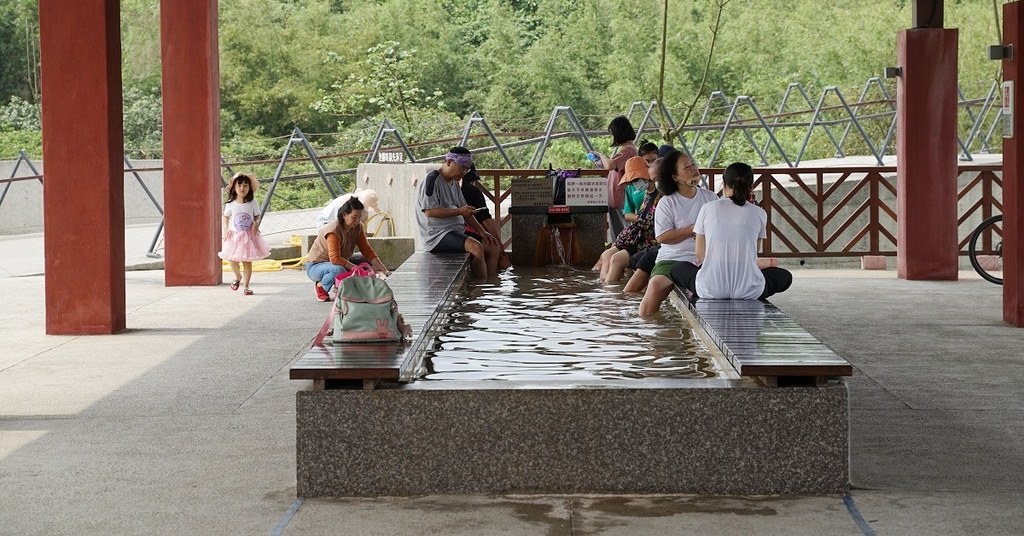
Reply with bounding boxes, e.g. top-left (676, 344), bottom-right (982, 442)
top-left (1, 0), bottom-right (1011, 163)
top-left (120, 0), bottom-right (161, 90)
top-left (0, 0), bottom-right (40, 104)
top-left (218, 0), bottom-right (344, 137)
top-left (314, 41), bottom-right (442, 126)
top-left (122, 85), bottom-right (163, 158)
